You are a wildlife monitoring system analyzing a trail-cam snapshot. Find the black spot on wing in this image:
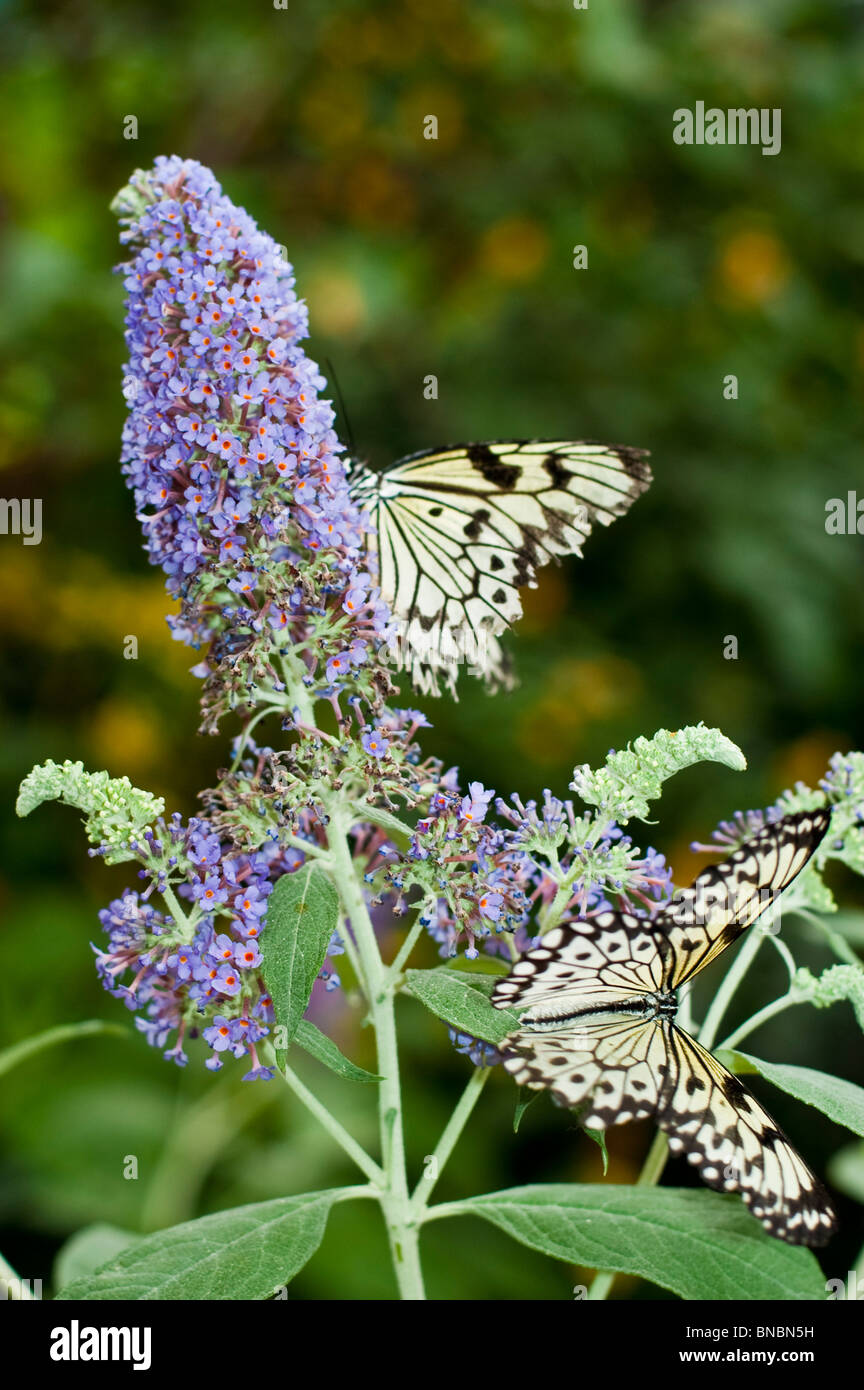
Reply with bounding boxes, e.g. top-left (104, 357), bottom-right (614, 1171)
top-left (468, 444), bottom-right (521, 489)
top-left (721, 1072), bottom-right (749, 1104)
top-left (543, 453), bottom-right (574, 489)
top-left (463, 508), bottom-right (491, 540)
